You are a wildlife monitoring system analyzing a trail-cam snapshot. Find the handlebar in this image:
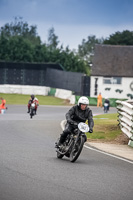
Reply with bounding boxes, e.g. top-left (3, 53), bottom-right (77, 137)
top-left (67, 120), bottom-right (78, 126)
